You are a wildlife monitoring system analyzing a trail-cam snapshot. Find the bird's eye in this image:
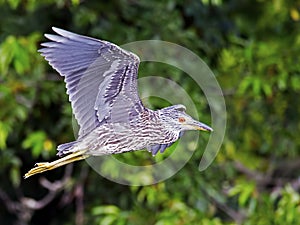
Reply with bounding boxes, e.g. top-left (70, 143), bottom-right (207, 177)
top-left (178, 117), bottom-right (186, 123)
